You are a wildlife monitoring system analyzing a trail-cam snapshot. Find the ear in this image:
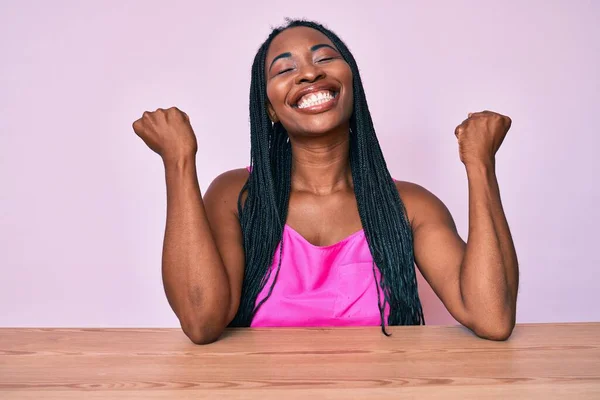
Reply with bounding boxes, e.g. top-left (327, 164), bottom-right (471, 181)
top-left (266, 101), bottom-right (279, 123)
